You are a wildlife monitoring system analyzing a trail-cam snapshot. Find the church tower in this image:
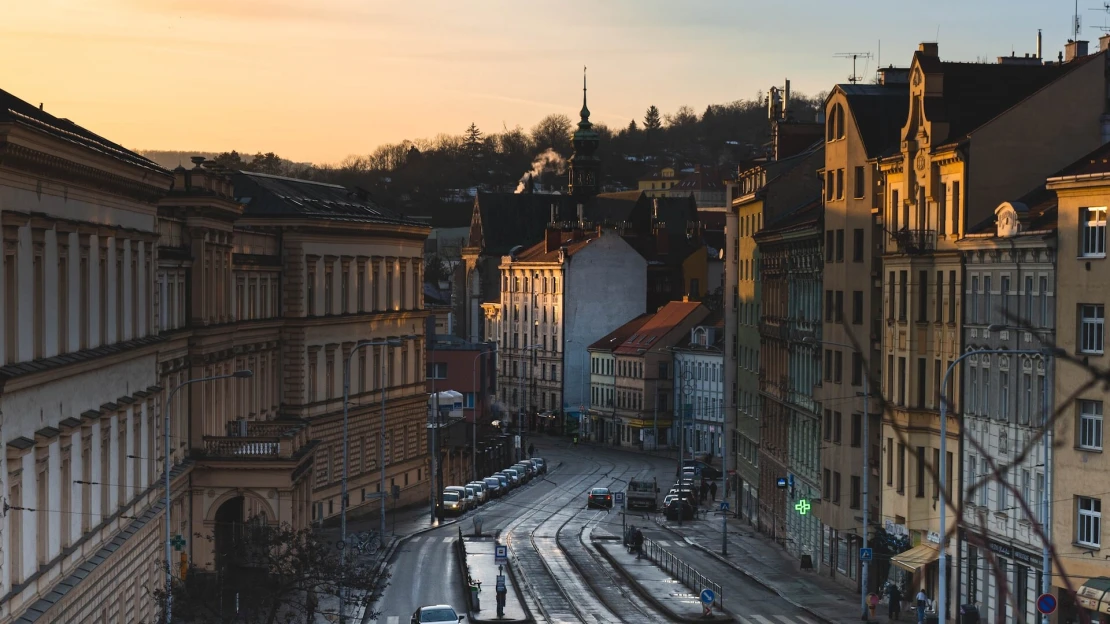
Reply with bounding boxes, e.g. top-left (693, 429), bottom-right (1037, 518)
top-left (568, 67), bottom-right (600, 199)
